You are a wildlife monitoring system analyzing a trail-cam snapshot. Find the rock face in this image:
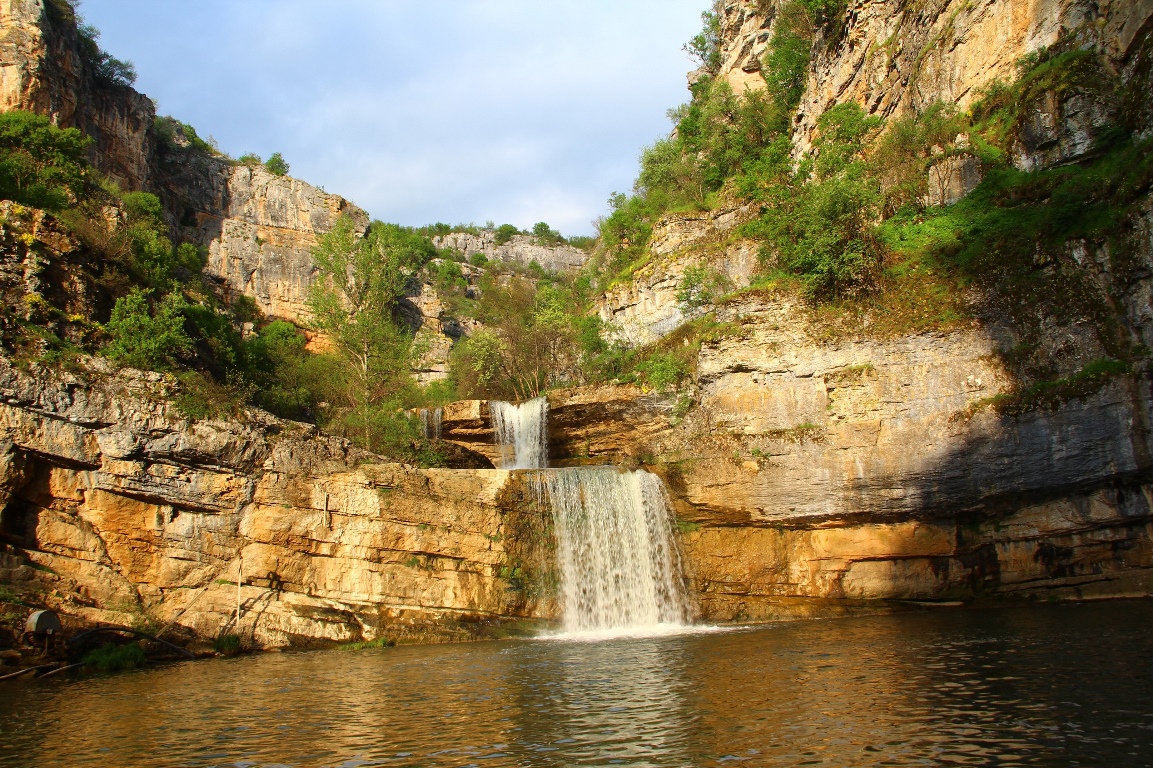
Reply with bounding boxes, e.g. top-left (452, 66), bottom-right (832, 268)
top-left (0, 360), bottom-right (555, 647)
top-left (0, 0), bottom-right (153, 190)
top-left (0, 0), bottom-right (366, 326)
top-left (433, 231), bottom-right (588, 273)
top-left (163, 158), bottom-right (369, 324)
top-left (712, 0), bottom-right (1153, 153)
top-left (596, 208), bottom-right (760, 345)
